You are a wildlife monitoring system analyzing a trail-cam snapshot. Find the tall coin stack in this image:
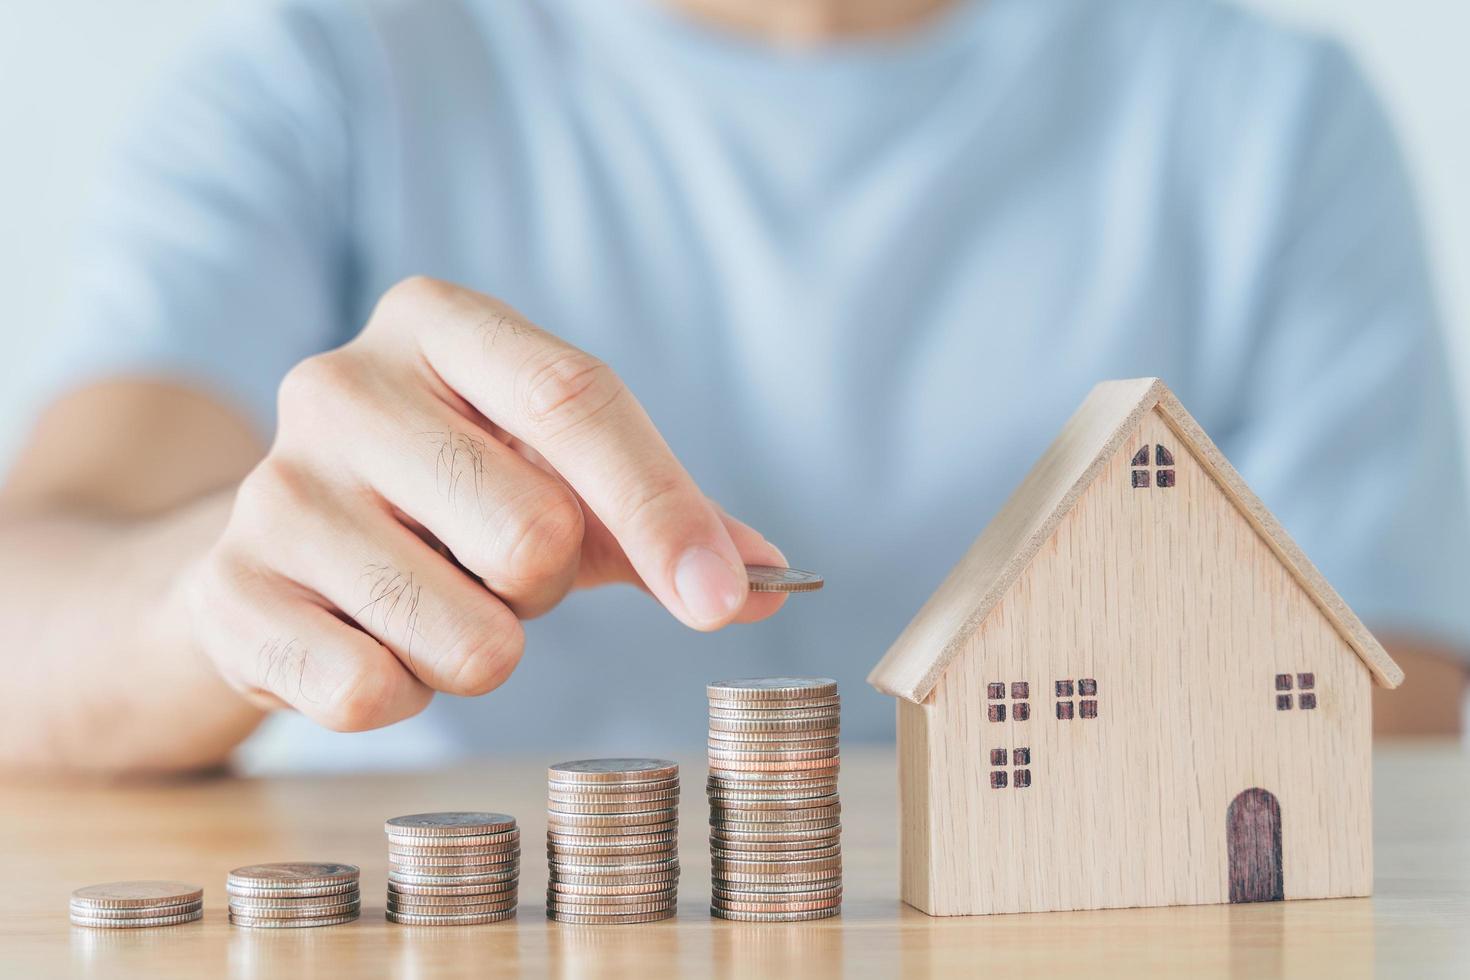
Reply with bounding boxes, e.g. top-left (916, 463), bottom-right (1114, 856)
top-left (226, 862), bottom-right (361, 928)
top-left (707, 677), bottom-right (842, 921)
top-left (385, 812), bottom-right (520, 925)
top-left (546, 758), bottom-right (681, 924)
